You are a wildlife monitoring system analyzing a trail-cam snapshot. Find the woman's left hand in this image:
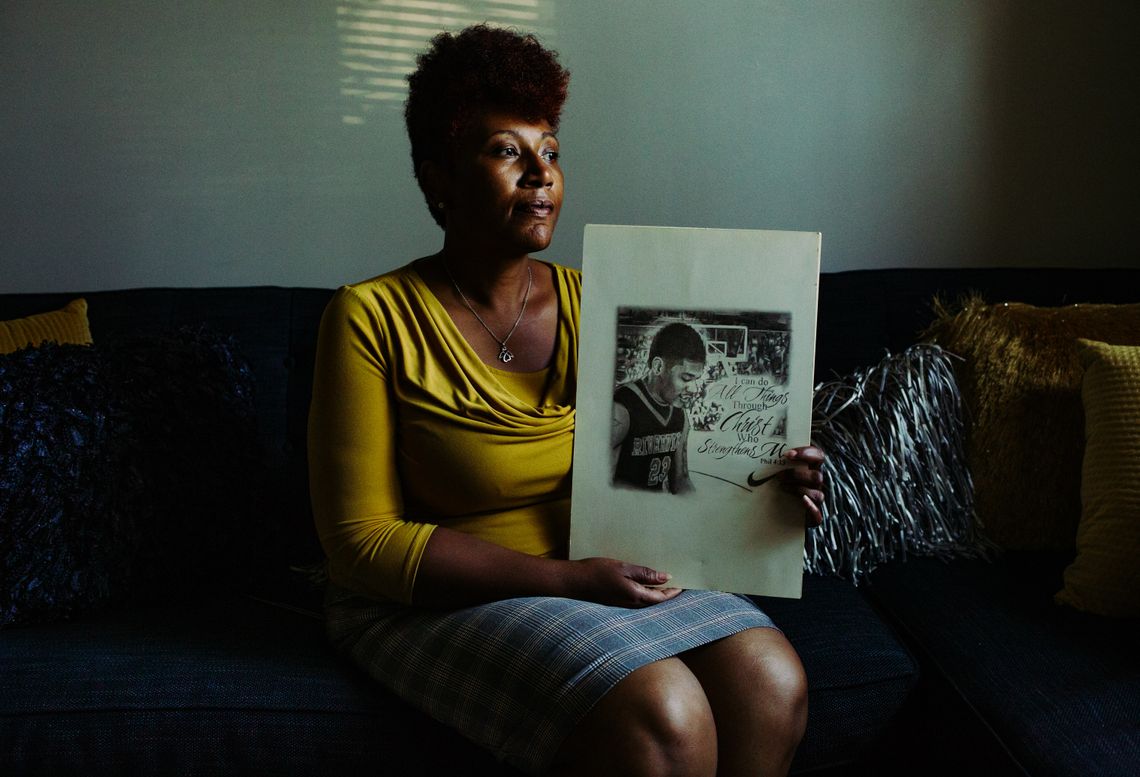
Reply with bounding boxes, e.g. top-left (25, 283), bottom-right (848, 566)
top-left (779, 446), bottom-right (826, 528)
